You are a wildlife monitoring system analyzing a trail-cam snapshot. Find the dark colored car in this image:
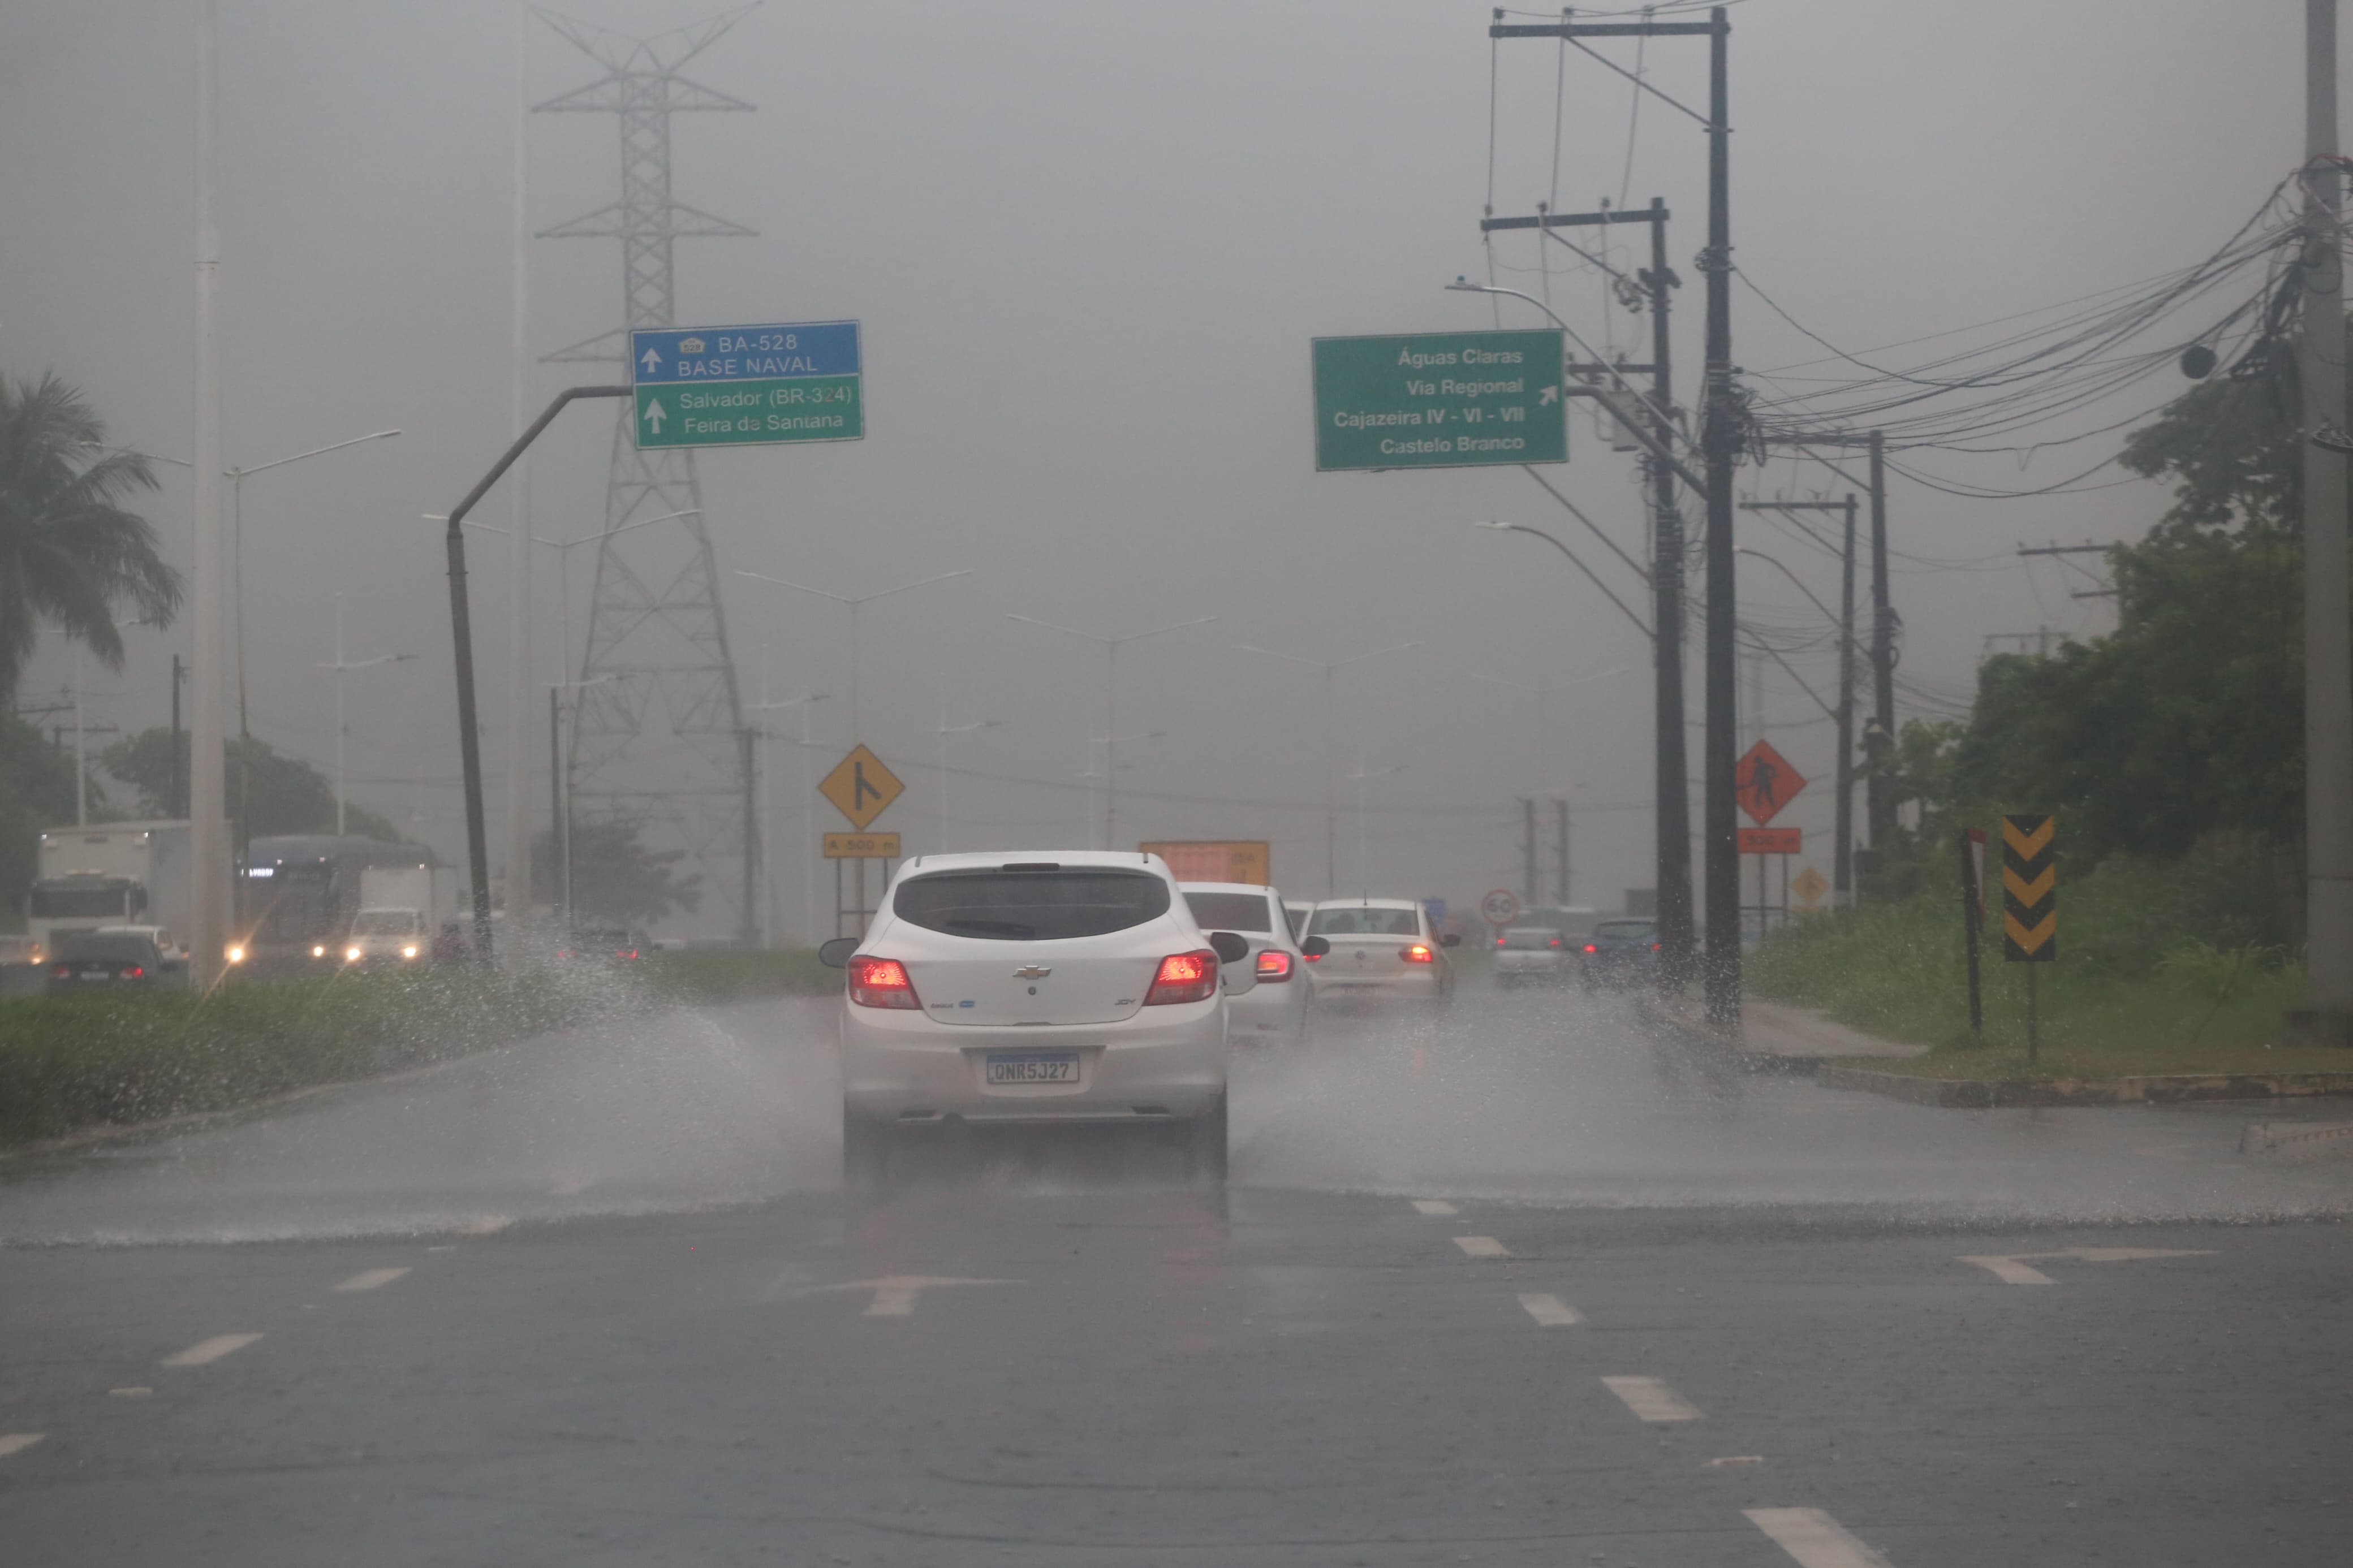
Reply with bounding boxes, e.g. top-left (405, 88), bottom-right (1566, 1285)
top-left (558, 926), bottom-right (649, 962)
top-left (1579, 919), bottom-right (1660, 991)
top-left (46, 932), bottom-right (178, 993)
